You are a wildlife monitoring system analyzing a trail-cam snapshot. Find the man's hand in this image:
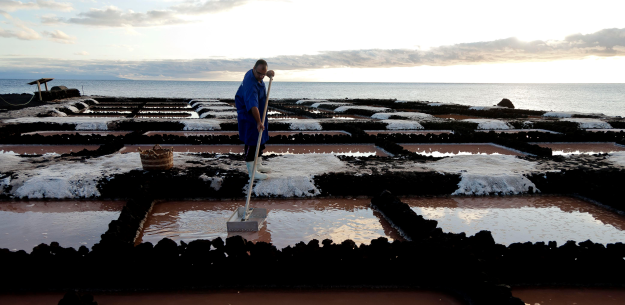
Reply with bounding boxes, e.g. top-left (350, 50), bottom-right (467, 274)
top-left (266, 70), bottom-right (275, 78)
top-left (257, 122), bottom-right (265, 132)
